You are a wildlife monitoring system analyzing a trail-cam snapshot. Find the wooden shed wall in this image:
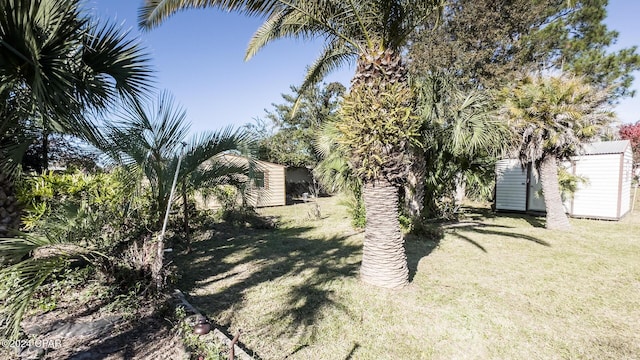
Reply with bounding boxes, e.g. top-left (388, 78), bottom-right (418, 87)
top-left (247, 162), bottom-right (286, 207)
top-left (194, 156), bottom-right (286, 210)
